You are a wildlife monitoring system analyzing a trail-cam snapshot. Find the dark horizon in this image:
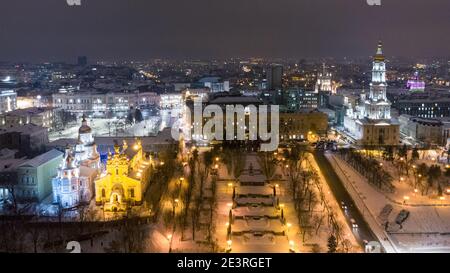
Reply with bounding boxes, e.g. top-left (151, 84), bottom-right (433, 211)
top-left (1, 0), bottom-right (450, 62)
